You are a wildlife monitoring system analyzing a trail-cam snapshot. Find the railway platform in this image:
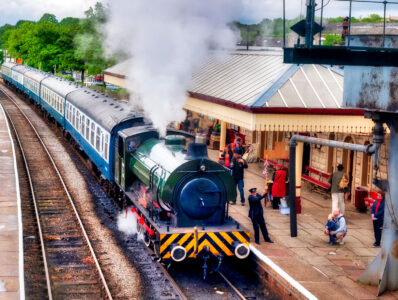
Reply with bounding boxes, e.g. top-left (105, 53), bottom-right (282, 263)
top-left (0, 104), bottom-right (24, 300)
top-left (208, 149), bottom-right (398, 300)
